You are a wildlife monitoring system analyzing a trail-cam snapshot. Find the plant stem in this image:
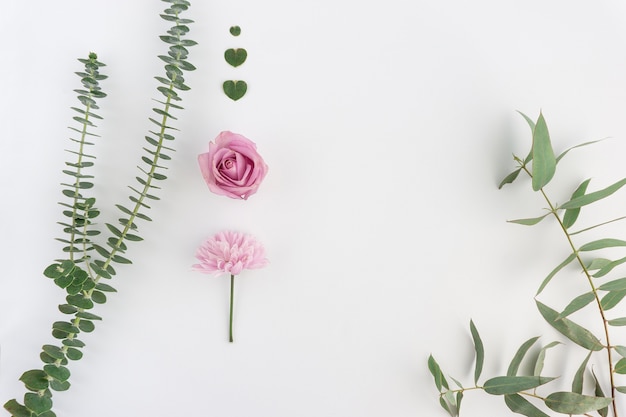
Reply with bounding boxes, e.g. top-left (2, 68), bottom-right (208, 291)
top-left (521, 165), bottom-right (618, 417)
top-left (230, 274), bottom-right (235, 343)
